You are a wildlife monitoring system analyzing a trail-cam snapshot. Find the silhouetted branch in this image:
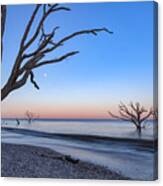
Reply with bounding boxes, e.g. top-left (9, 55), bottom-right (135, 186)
top-left (30, 71), bottom-right (40, 89)
top-left (11, 70), bottom-right (30, 92)
top-left (43, 28), bottom-right (112, 54)
top-left (33, 51), bottom-right (79, 68)
top-left (23, 5), bottom-right (70, 51)
top-left (108, 111), bottom-right (129, 121)
top-left (20, 5), bottom-right (41, 49)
